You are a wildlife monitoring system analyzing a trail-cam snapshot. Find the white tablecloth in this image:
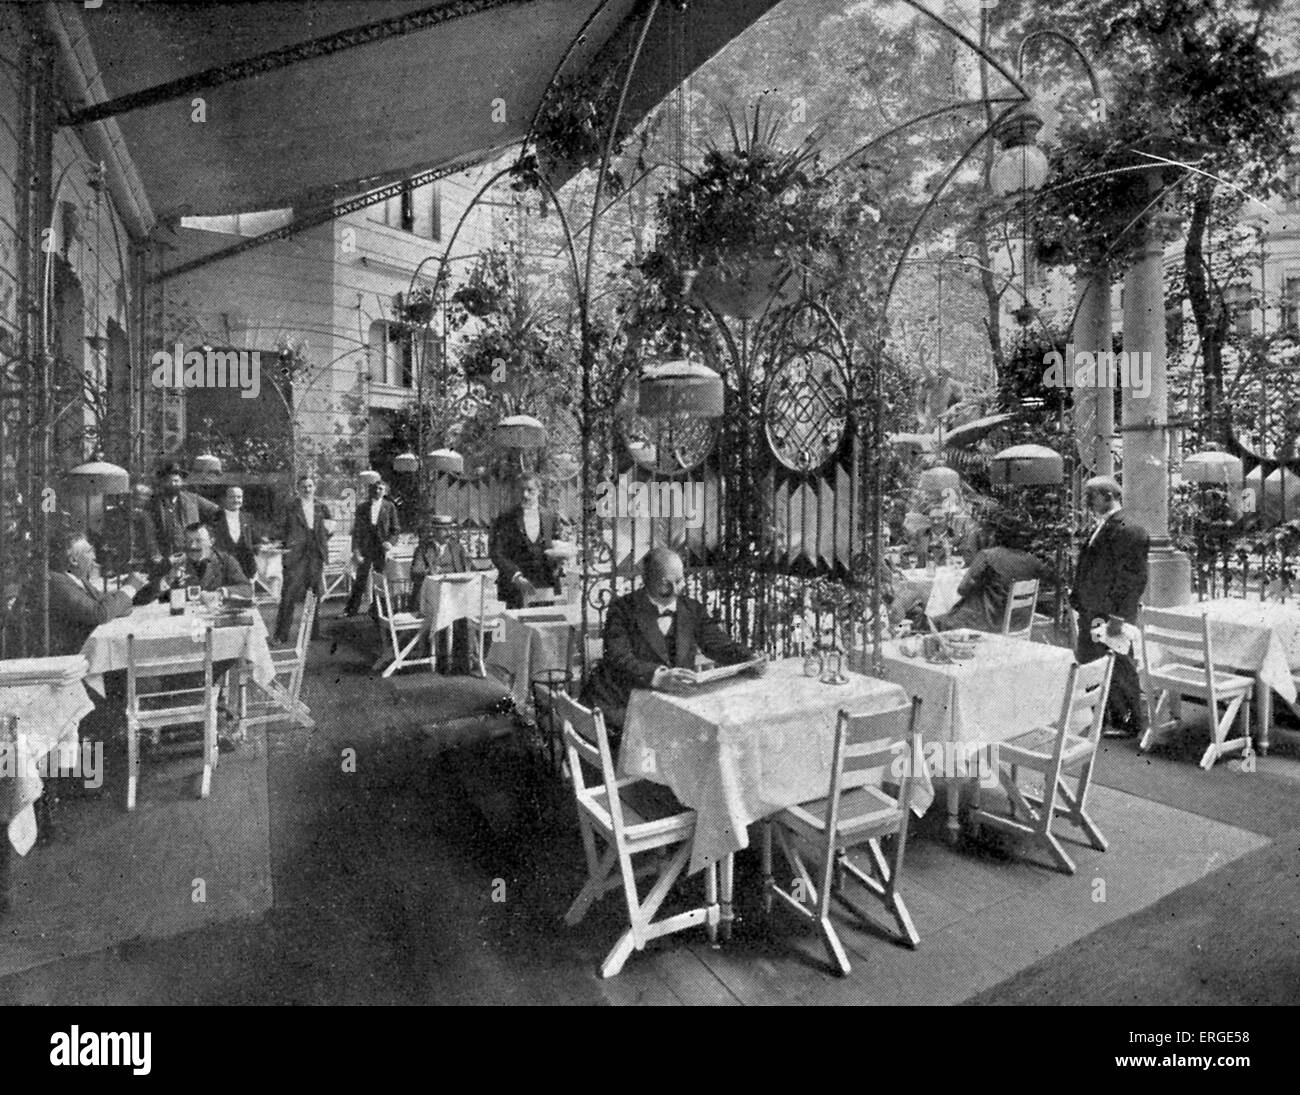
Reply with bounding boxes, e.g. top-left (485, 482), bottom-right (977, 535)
top-left (485, 603), bottom-right (584, 703)
top-left (621, 660), bottom-right (922, 874)
top-left (1, 659), bottom-right (94, 855)
top-left (897, 566), bottom-right (965, 620)
top-left (80, 603), bottom-right (276, 695)
top-left (418, 572), bottom-right (487, 633)
top-left (877, 635), bottom-right (1075, 746)
top-left (1155, 598), bottom-right (1300, 705)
